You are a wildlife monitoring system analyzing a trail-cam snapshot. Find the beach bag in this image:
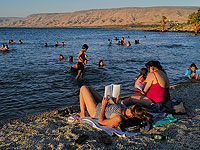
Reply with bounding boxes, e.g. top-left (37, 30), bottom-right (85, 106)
top-left (119, 117), bottom-right (152, 133)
